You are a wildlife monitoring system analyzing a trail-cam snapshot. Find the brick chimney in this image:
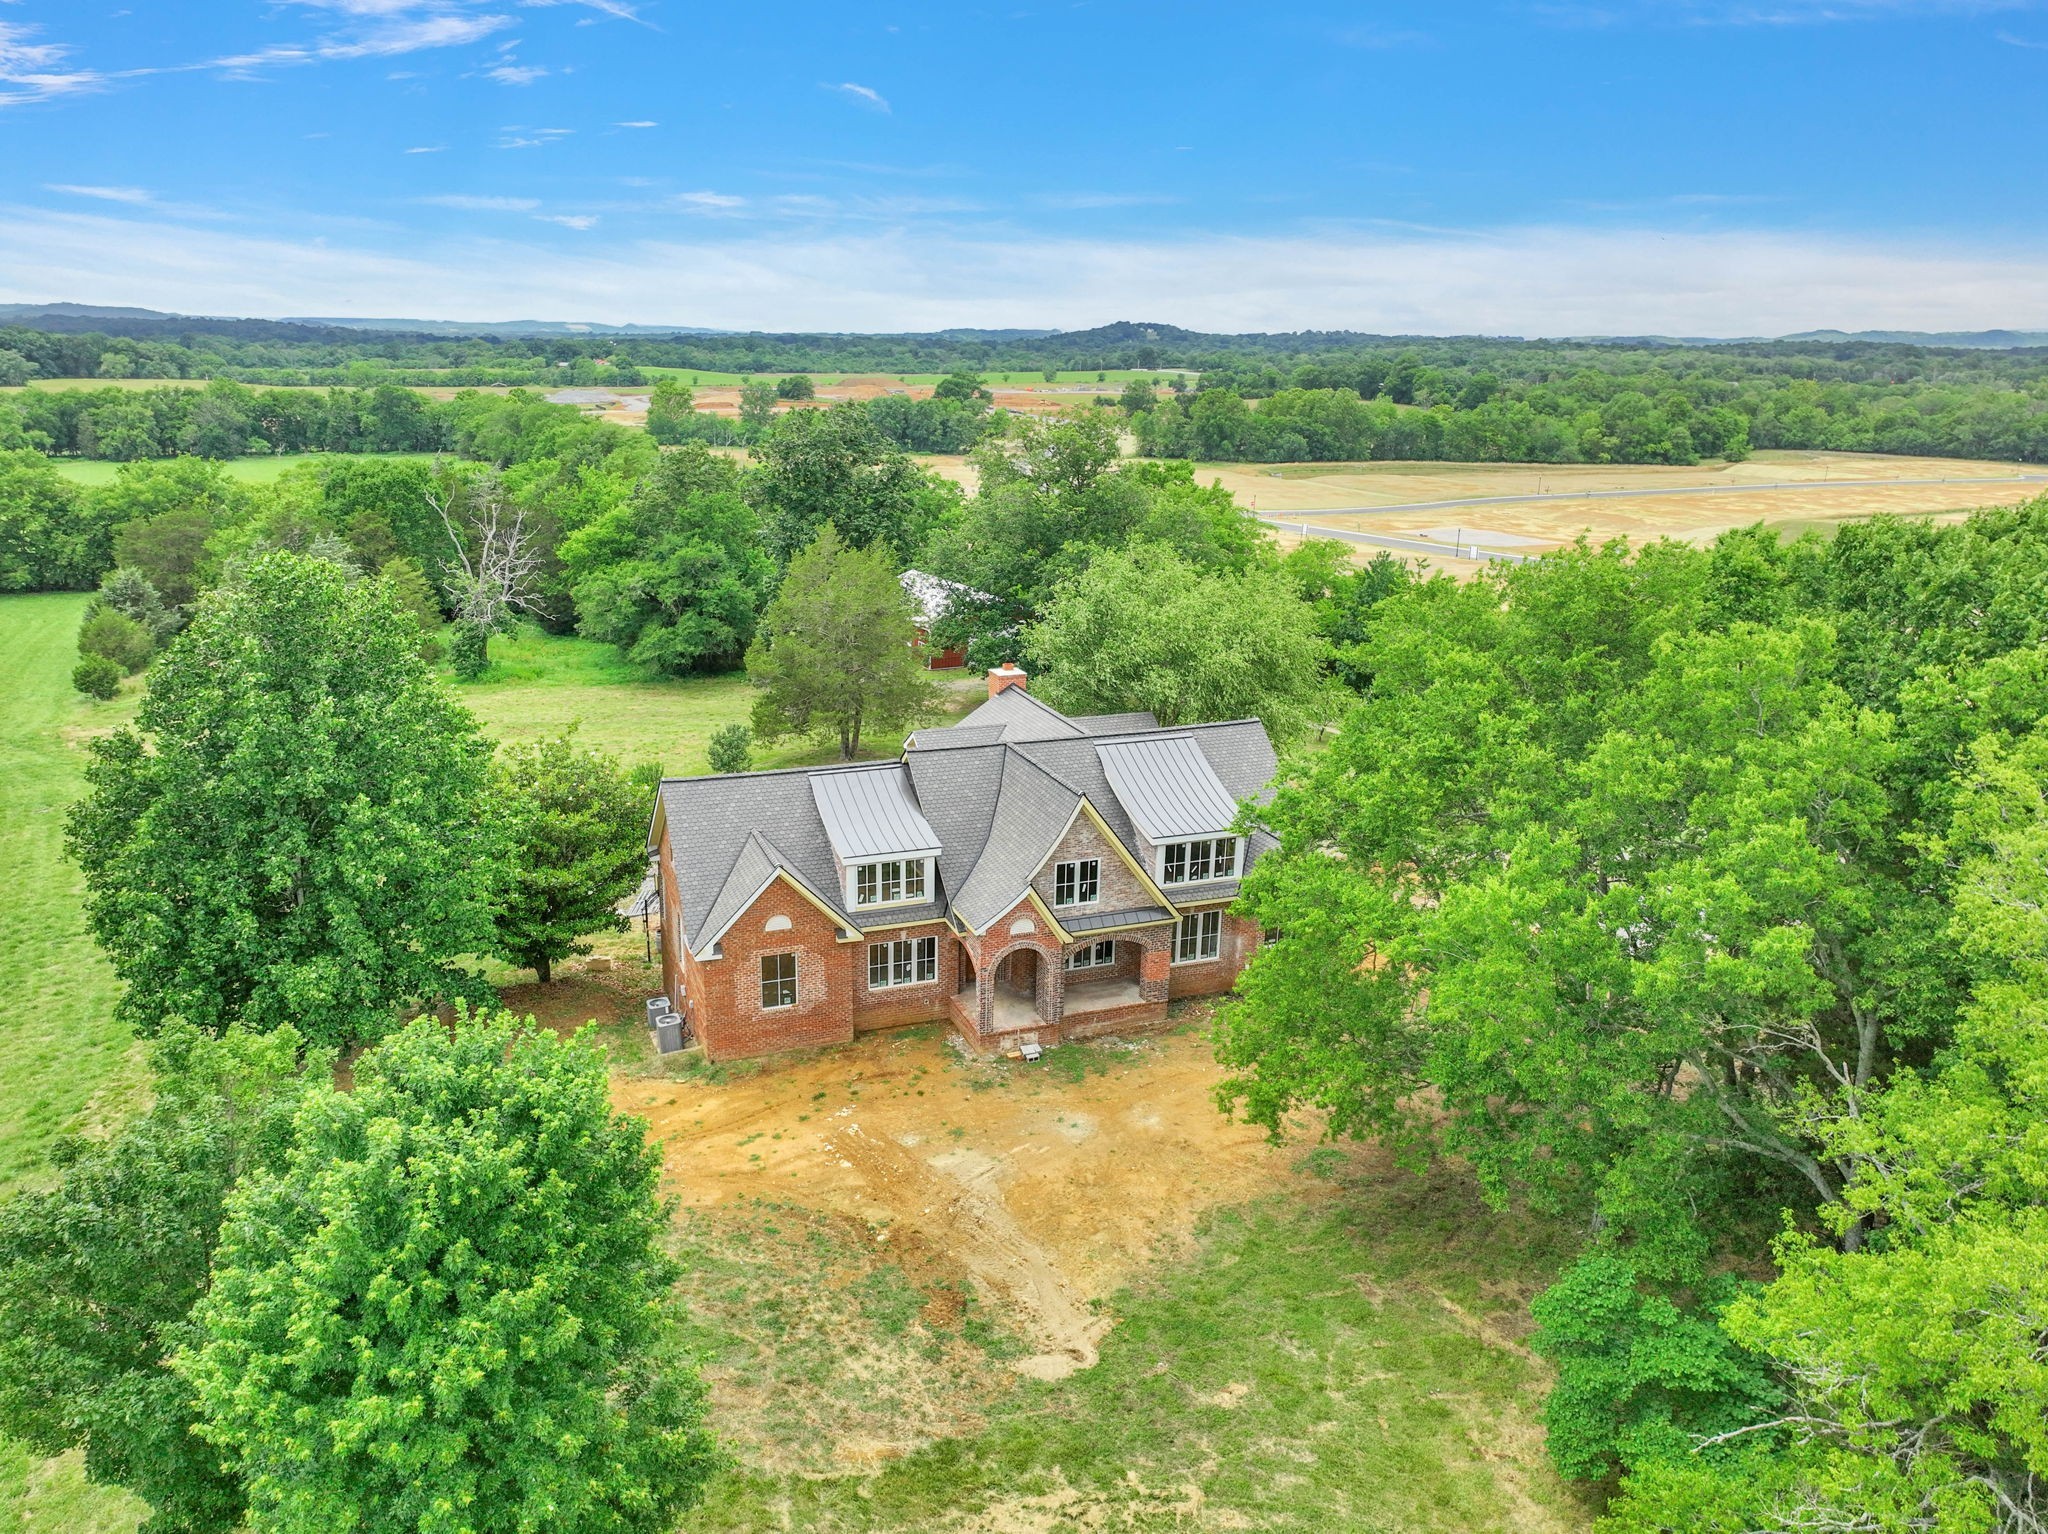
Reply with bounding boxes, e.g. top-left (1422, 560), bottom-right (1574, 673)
top-left (987, 662), bottom-right (1027, 698)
